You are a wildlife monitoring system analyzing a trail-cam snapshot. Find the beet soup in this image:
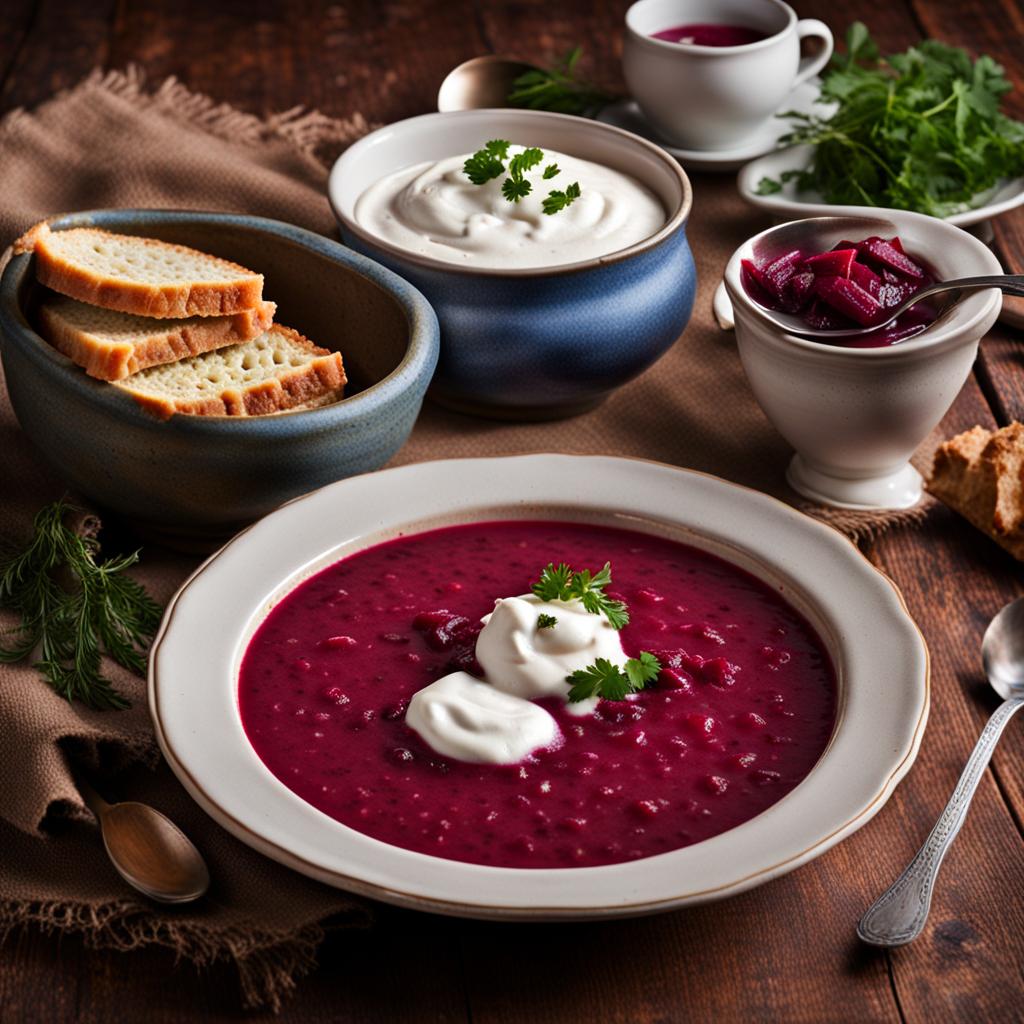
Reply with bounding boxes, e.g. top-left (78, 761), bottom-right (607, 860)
top-left (238, 521), bottom-right (837, 869)
top-left (652, 23), bottom-right (768, 46)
